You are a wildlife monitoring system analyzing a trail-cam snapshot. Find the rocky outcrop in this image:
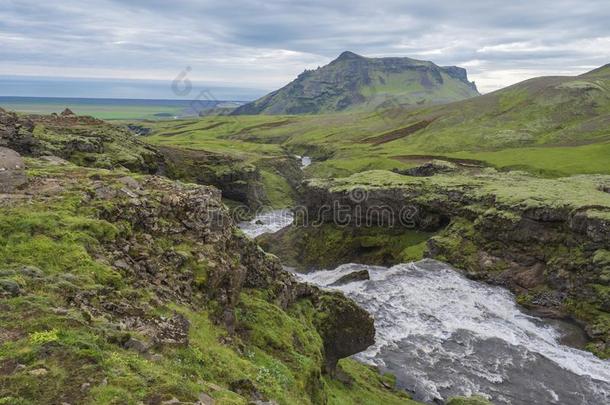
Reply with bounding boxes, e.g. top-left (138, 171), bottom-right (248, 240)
top-left (0, 110), bottom-right (39, 155)
top-left (158, 146), bottom-right (268, 209)
top-left (311, 291), bottom-right (375, 375)
top-left (159, 145), bottom-right (302, 210)
top-left (89, 175), bottom-right (375, 373)
top-left (393, 160), bottom-right (458, 177)
top-left (0, 147), bottom-right (26, 193)
top-left (0, 109), bottom-right (164, 173)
